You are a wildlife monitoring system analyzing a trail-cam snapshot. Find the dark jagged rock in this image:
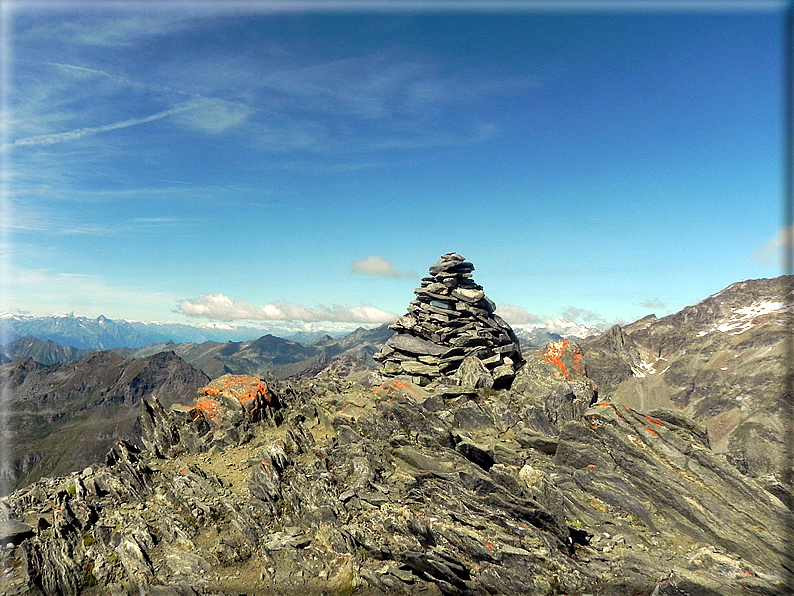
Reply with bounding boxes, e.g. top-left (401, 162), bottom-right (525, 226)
top-left (374, 253), bottom-right (524, 388)
top-left (141, 373), bottom-right (284, 457)
top-left (0, 309), bottom-right (790, 595)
